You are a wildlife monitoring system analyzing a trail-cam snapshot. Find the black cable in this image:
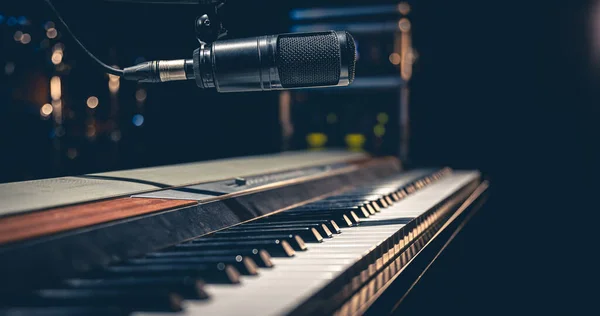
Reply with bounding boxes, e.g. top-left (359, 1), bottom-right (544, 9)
top-left (43, 0), bottom-right (124, 76)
